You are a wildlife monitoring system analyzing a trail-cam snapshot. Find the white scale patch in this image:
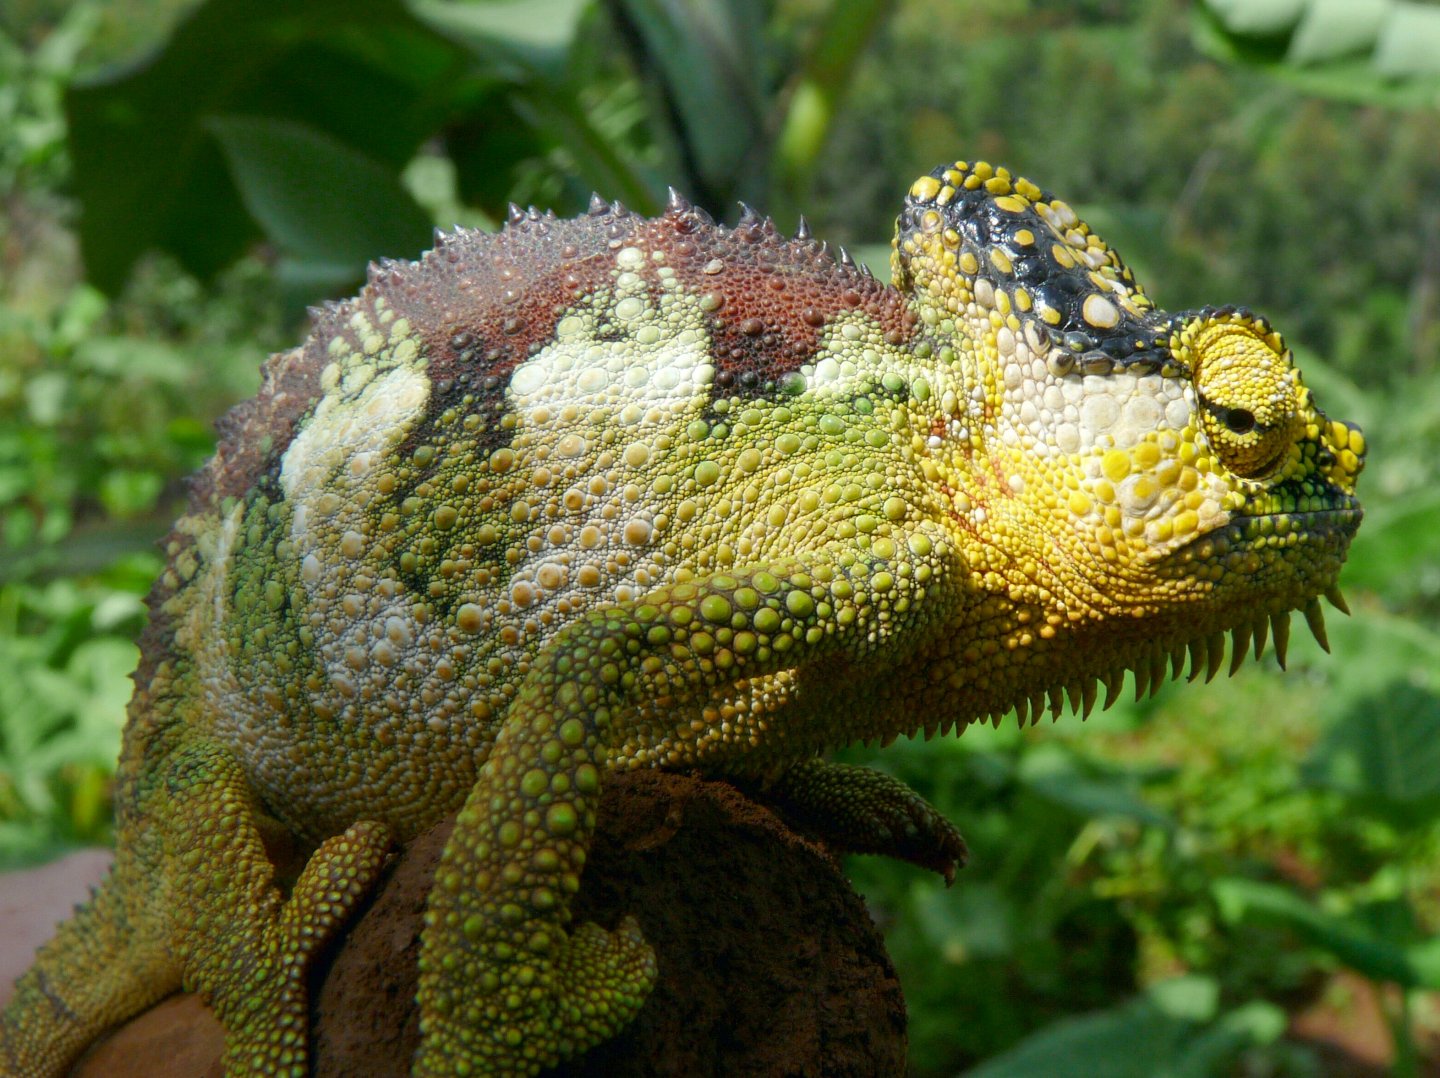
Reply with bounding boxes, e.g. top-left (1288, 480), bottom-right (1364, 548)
top-left (984, 333), bottom-right (1238, 551)
top-left (802, 311), bottom-right (928, 397)
top-left (280, 363), bottom-right (431, 525)
top-left (494, 279), bottom-right (716, 622)
top-left (274, 362), bottom-right (435, 730)
top-left (176, 500), bottom-right (246, 660)
top-left (1000, 352), bottom-right (1193, 457)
